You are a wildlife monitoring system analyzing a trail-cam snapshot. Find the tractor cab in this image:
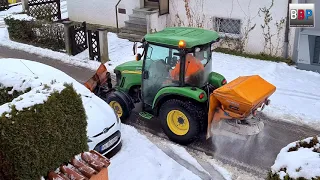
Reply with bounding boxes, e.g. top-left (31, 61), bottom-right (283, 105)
top-left (133, 27), bottom-right (224, 110)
